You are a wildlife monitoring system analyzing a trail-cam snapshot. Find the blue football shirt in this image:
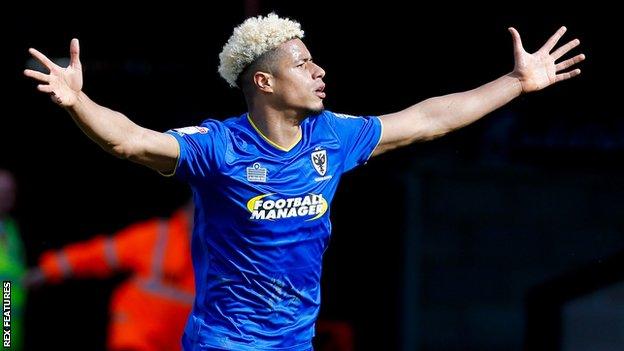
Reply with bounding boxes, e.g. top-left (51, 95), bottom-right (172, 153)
top-left (167, 110), bottom-right (382, 350)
